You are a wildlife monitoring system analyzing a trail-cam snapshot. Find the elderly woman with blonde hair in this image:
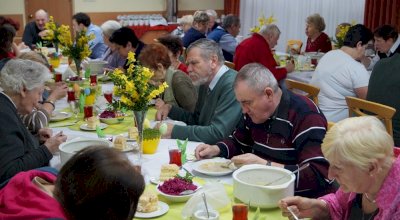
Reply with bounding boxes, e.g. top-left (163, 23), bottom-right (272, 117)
top-left (305, 13), bottom-right (332, 53)
top-left (279, 116), bottom-right (400, 220)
